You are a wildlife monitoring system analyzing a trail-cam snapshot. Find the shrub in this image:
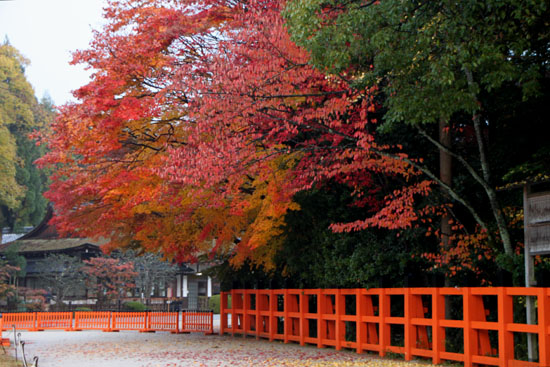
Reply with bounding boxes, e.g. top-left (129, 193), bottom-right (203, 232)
top-left (209, 294), bottom-right (220, 314)
top-left (124, 301), bottom-right (147, 312)
top-left (75, 307), bottom-right (93, 312)
top-left (208, 294), bottom-right (230, 314)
